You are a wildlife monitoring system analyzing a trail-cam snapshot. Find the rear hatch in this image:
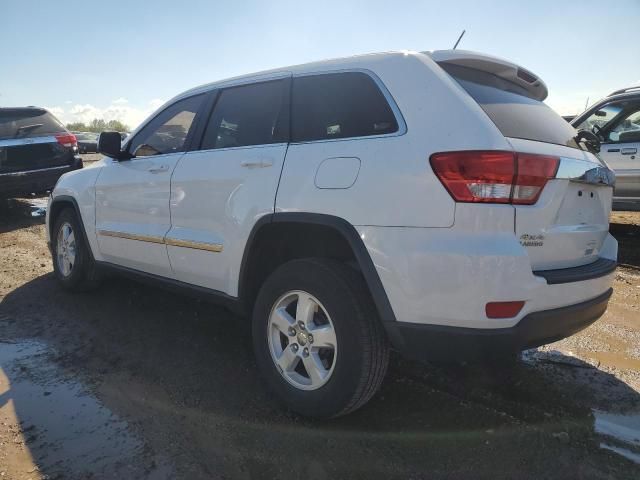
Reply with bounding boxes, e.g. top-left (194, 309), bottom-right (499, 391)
top-left (0, 108), bottom-right (76, 174)
top-left (433, 51), bottom-right (614, 271)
